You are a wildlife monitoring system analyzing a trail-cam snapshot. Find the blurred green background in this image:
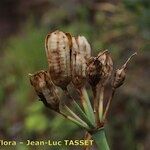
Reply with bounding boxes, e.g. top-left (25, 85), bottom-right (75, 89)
top-left (0, 0), bottom-right (149, 150)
